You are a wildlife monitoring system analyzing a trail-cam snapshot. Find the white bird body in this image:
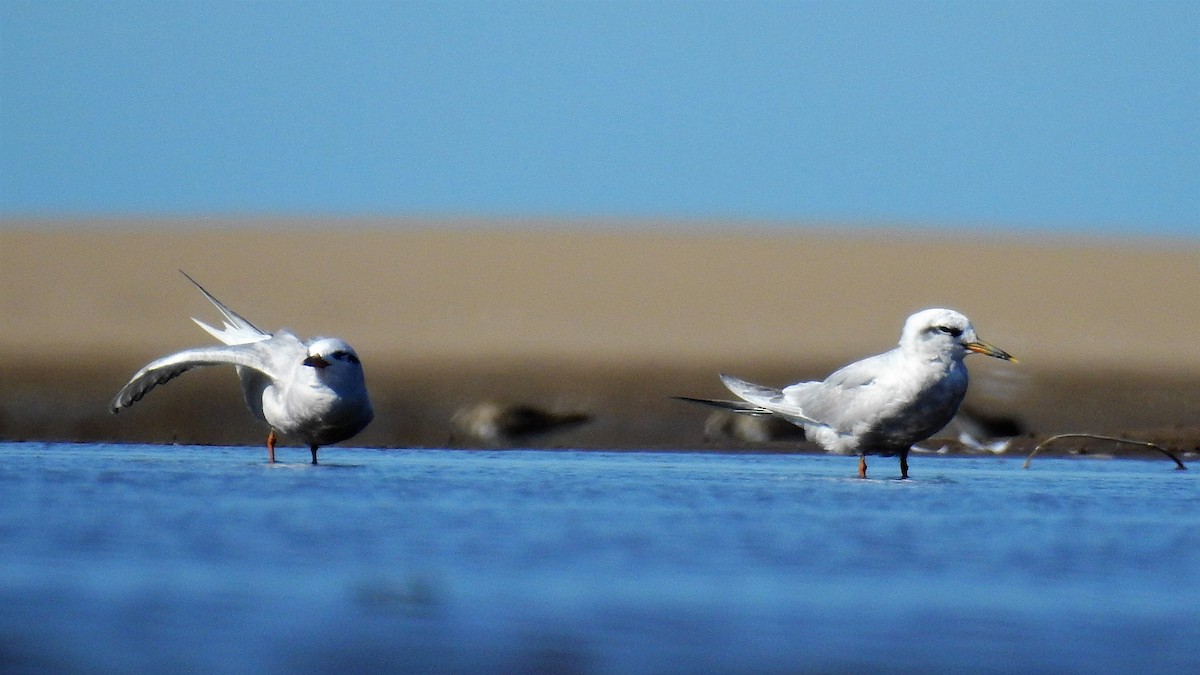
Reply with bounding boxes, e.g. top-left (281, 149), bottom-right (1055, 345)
top-left (680, 308), bottom-right (1016, 478)
top-left (111, 273), bottom-right (374, 463)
